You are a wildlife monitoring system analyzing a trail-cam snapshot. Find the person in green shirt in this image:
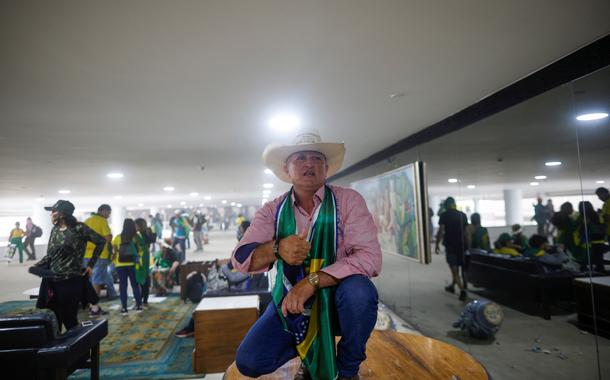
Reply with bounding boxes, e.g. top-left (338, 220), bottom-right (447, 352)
top-left (466, 213), bottom-right (491, 251)
top-left (112, 218), bottom-right (144, 315)
top-left (493, 233), bottom-right (522, 257)
top-left (135, 218), bottom-right (155, 308)
top-left (595, 187), bottom-right (610, 240)
top-left (8, 222), bottom-right (25, 263)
